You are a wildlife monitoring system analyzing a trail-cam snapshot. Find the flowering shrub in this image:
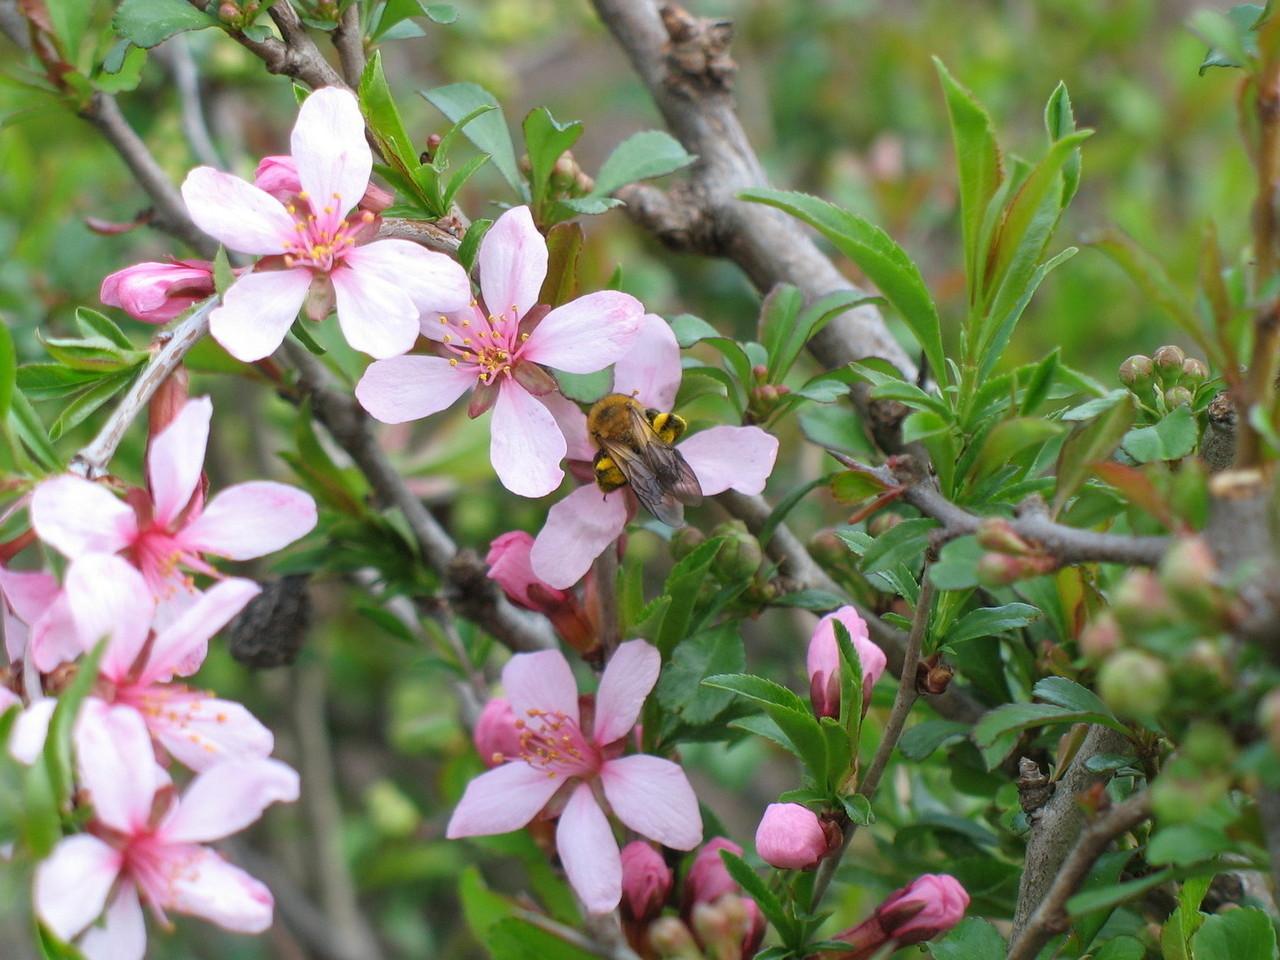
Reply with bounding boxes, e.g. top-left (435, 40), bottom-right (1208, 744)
top-left (1, 3), bottom-right (1280, 960)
